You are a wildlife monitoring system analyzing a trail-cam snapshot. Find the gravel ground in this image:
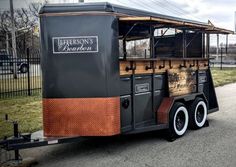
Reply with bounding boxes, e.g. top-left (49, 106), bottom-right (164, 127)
top-left (17, 83), bottom-right (236, 167)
